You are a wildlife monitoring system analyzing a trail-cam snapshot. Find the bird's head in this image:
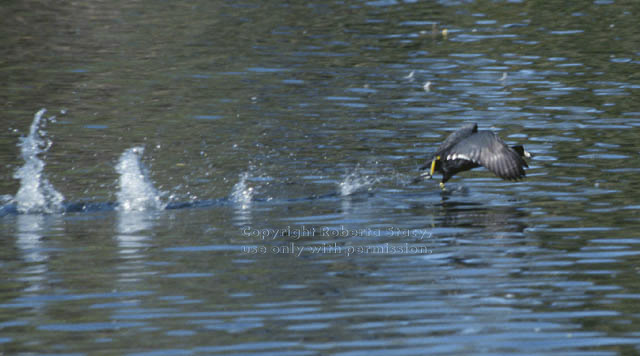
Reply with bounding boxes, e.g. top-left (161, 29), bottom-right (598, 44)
top-left (511, 145), bottom-right (533, 159)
